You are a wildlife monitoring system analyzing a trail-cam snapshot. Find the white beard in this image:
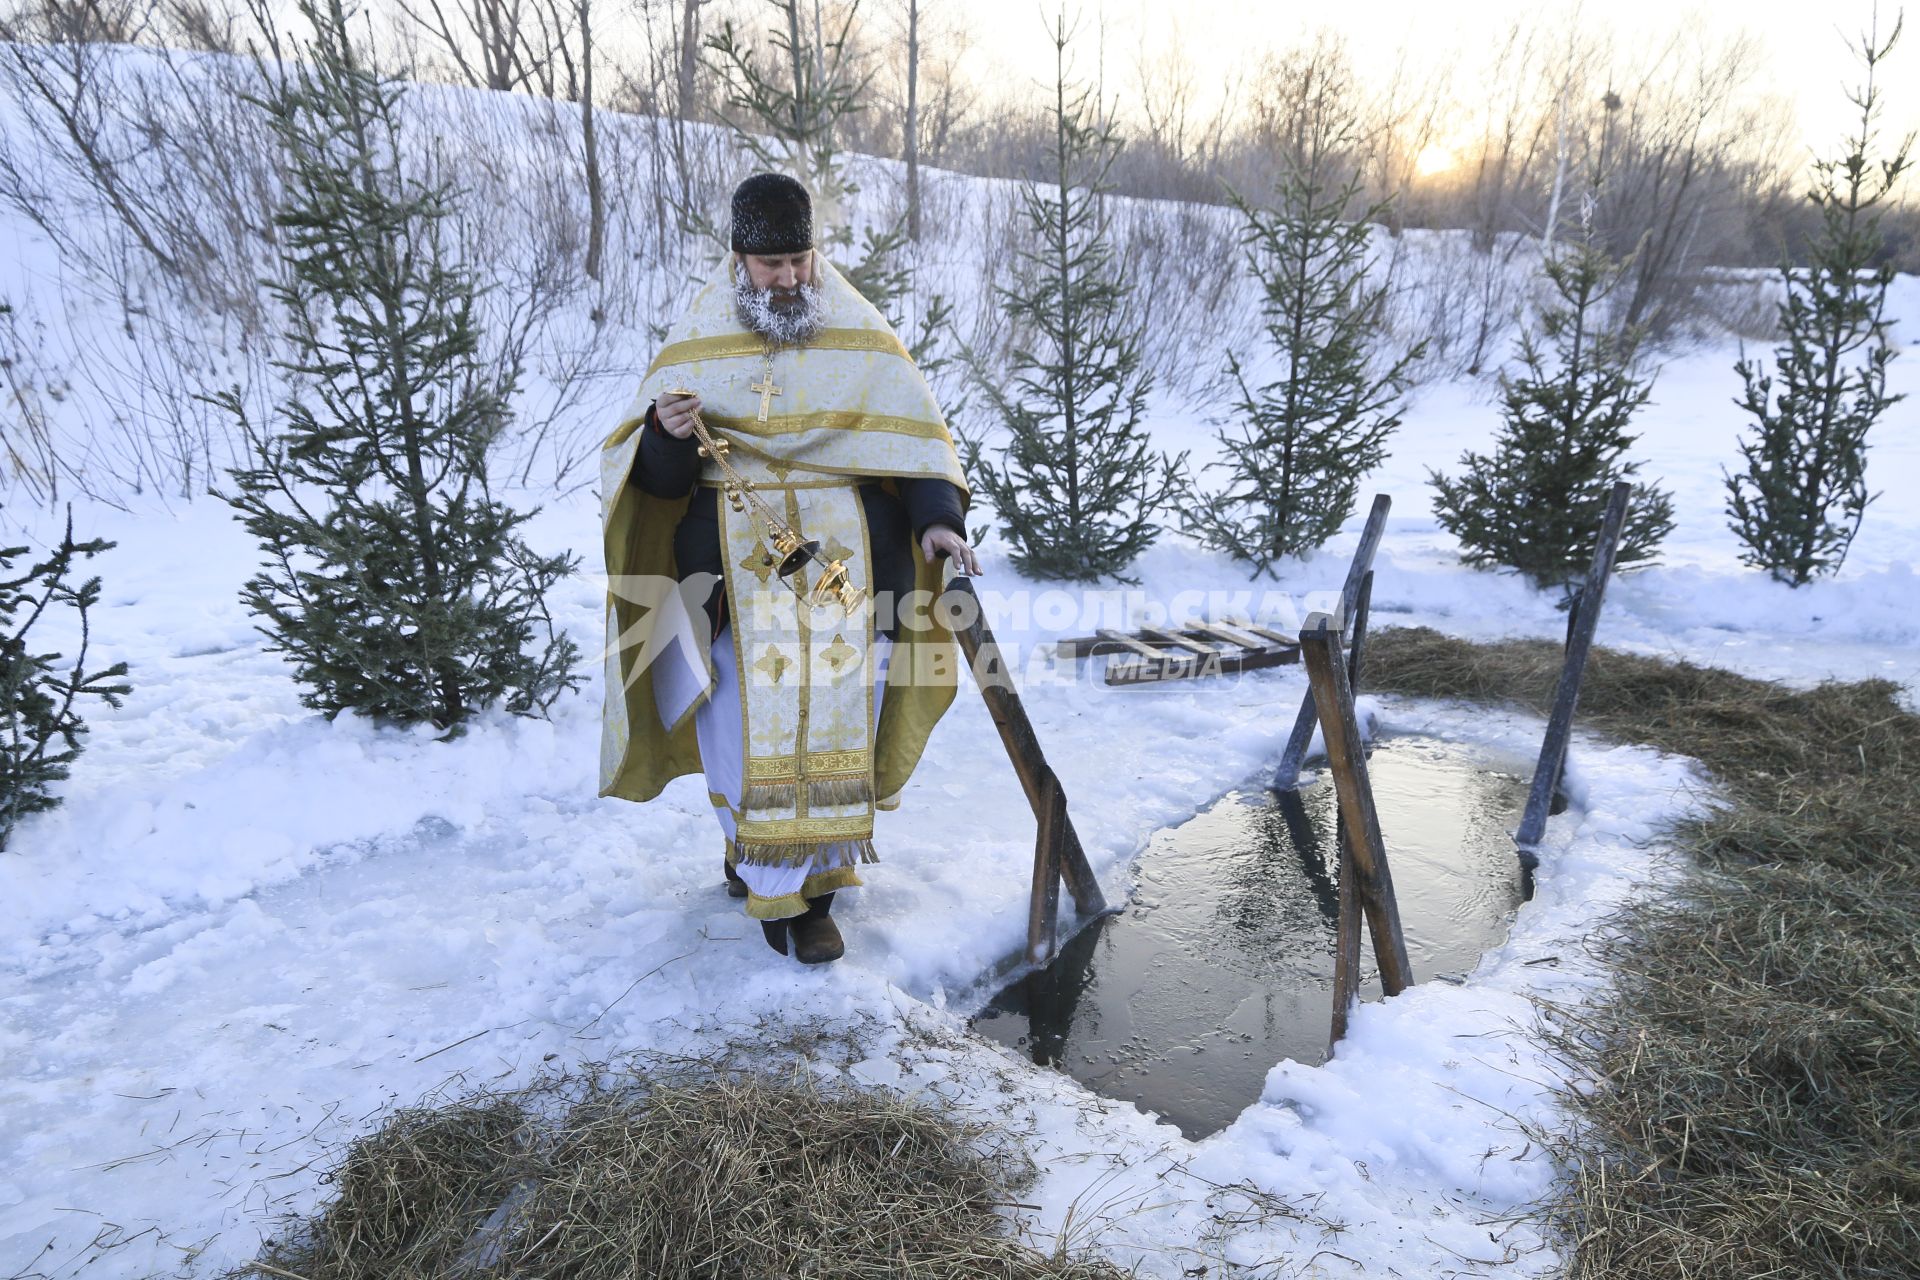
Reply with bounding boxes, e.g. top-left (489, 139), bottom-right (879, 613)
top-left (733, 275), bottom-right (826, 345)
